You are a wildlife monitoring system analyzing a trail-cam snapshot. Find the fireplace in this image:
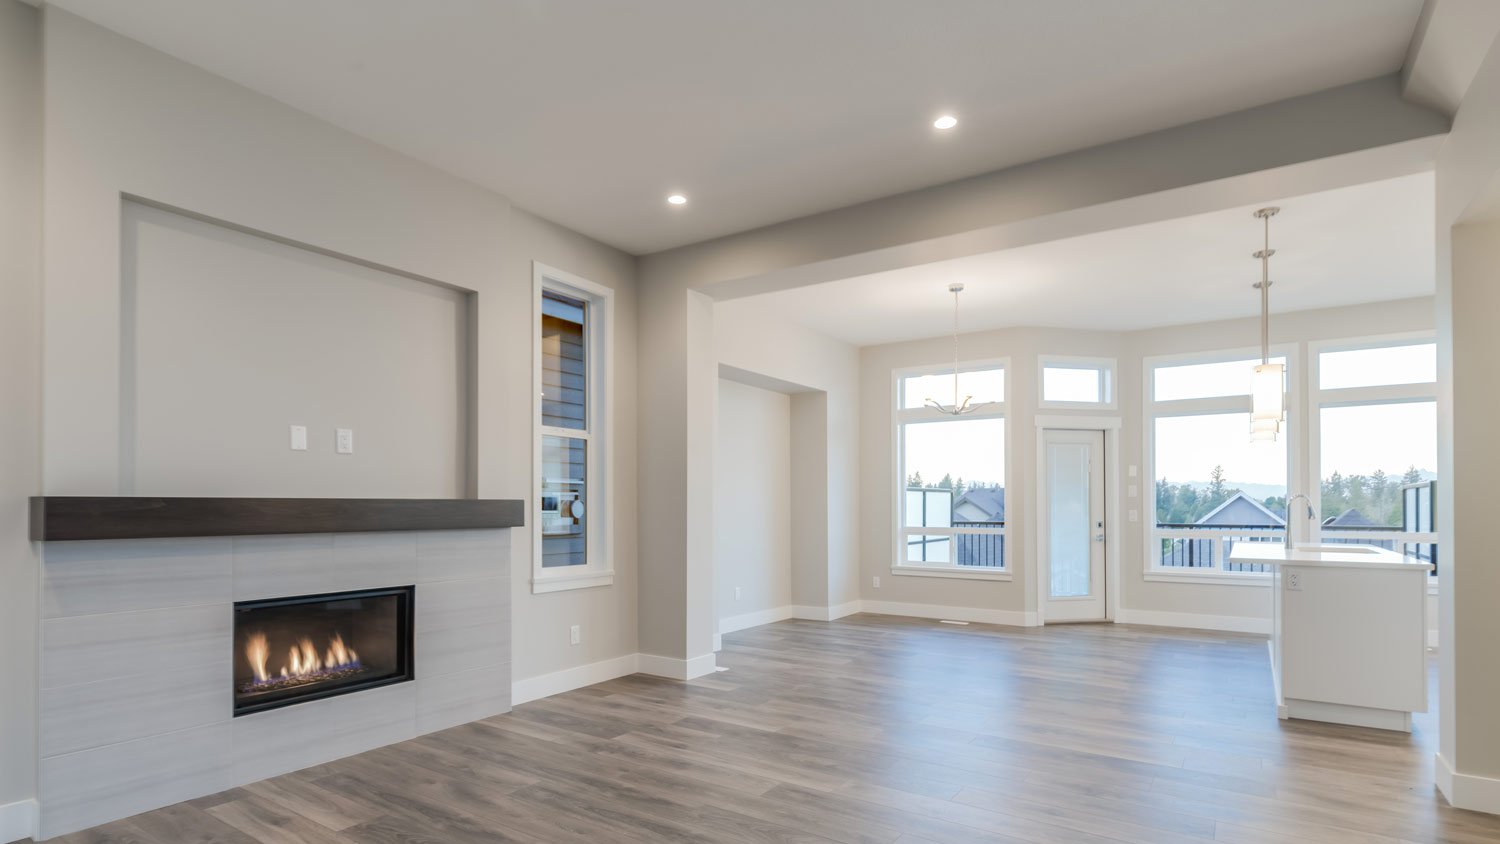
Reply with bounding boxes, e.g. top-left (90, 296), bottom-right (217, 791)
top-left (233, 585), bottom-right (414, 716)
